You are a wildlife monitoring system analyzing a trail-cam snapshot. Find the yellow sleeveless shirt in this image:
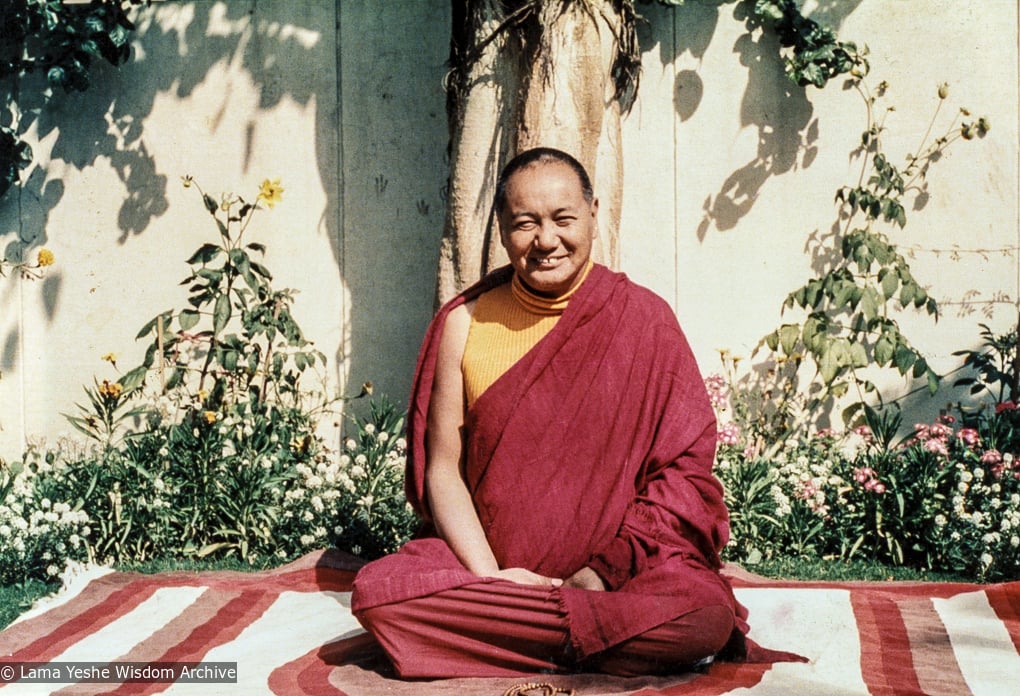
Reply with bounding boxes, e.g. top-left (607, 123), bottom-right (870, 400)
top-left (462, 262), bottom-right (593, 407)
